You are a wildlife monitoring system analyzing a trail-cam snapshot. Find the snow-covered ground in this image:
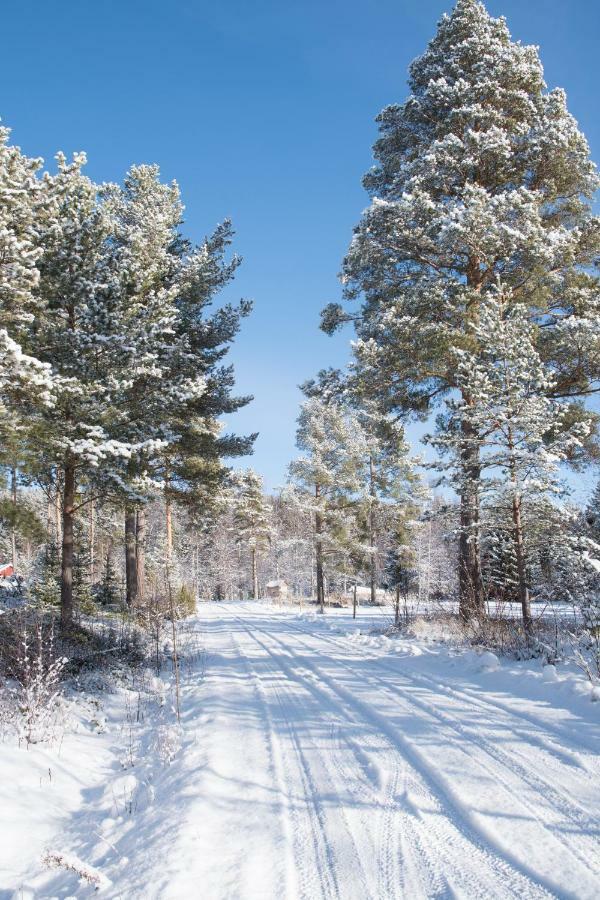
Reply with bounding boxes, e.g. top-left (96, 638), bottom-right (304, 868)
top-left (2, 600), bottom-right (600, 899)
